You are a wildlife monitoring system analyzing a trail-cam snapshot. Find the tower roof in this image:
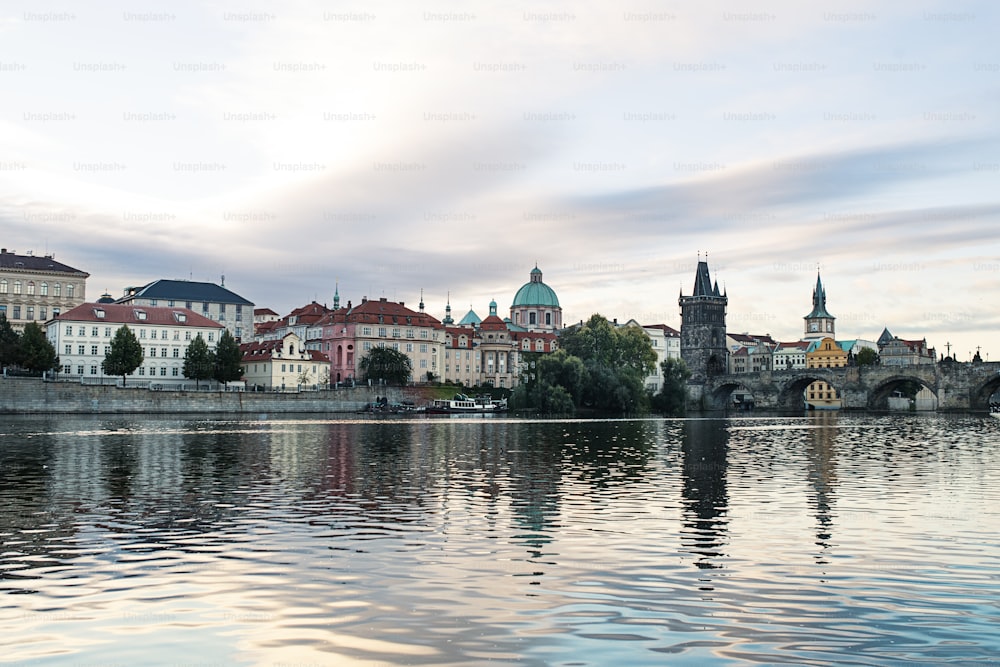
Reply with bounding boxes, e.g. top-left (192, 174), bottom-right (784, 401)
top-left (804, 272), bottom-right (834, 320)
